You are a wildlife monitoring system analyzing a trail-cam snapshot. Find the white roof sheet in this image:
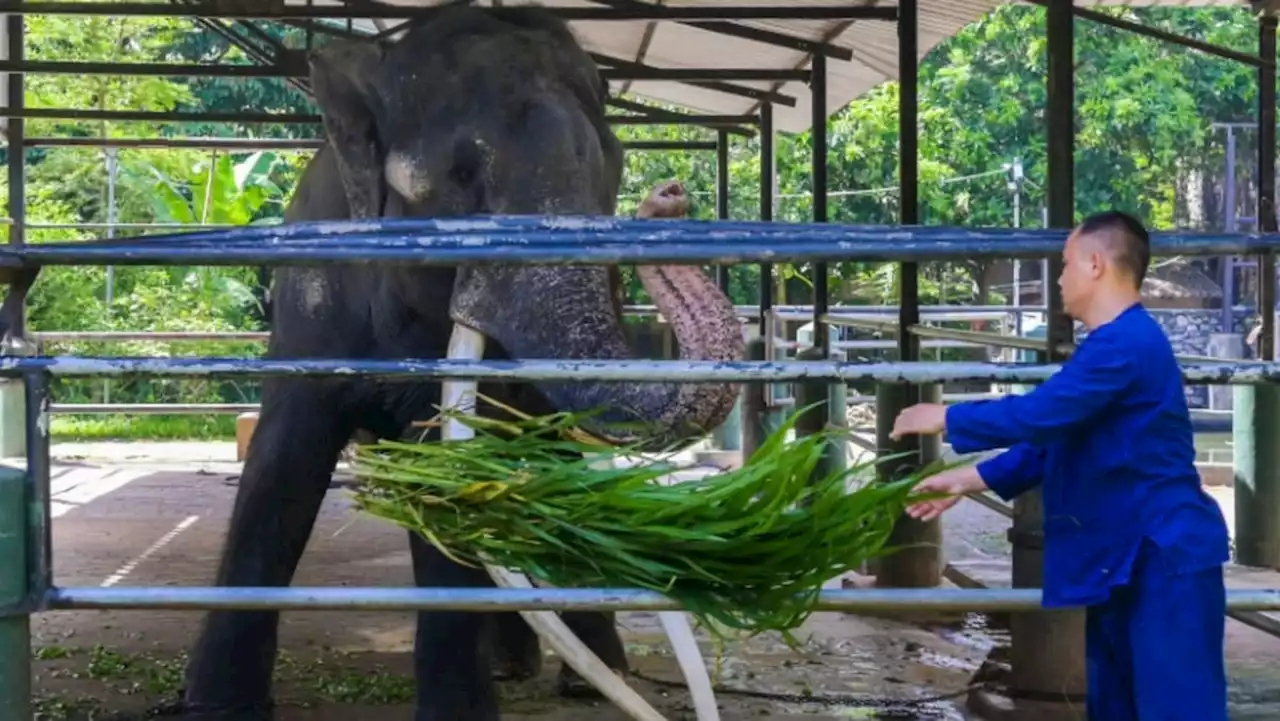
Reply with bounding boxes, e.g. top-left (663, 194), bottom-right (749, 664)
top-left (294, 0), bottom-right (1254, 134)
